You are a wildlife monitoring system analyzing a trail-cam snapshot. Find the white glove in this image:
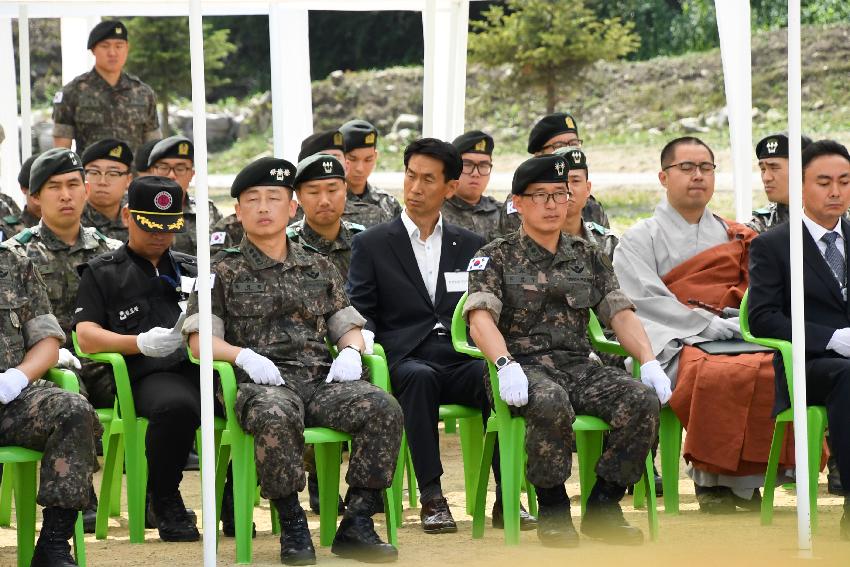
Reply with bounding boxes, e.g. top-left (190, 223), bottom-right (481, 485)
top-left (326, 347), bottom-right (363, 383)
top-left (136, 313), bottom-right (187, 358)
top-left (828, 328), bottom-right (850, 357)
top-left (497, 363), bottom-right (529, 407)
top-left (361, 330), bottom-right (375, 355)
top-left (0, 368), bottom-right (29, 405)
top-left (640, 360), bottom-right (672, 405)
top-left (235, 348), bottom-right (284, 386)
top-left (702, 316), bottom-right (739, 340)
top-left (57, 348), bottom-right (81, 370)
